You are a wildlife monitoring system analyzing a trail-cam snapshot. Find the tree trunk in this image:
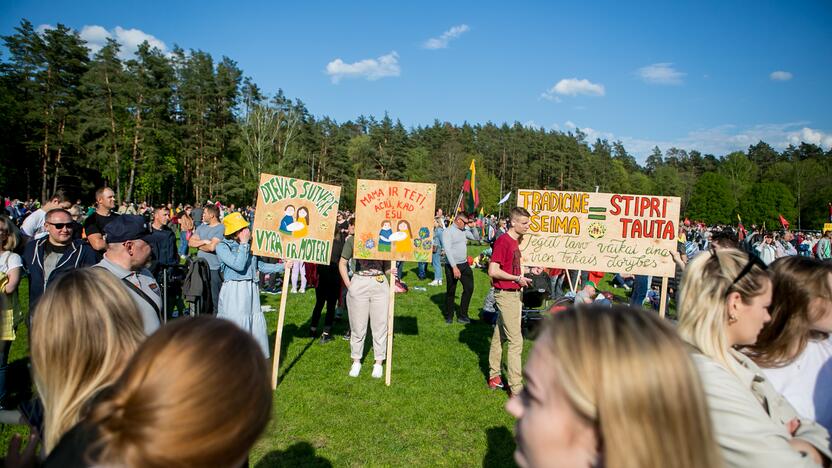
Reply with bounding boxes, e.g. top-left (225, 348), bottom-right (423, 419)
top-left (104, 70), bottom-right (122, 203)
top-left (41, 121), bottom-right (50, 201)
top-left (126, 94), bottom-right (143, 203)
top-left (51, 118), bottom-right (66, 194)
